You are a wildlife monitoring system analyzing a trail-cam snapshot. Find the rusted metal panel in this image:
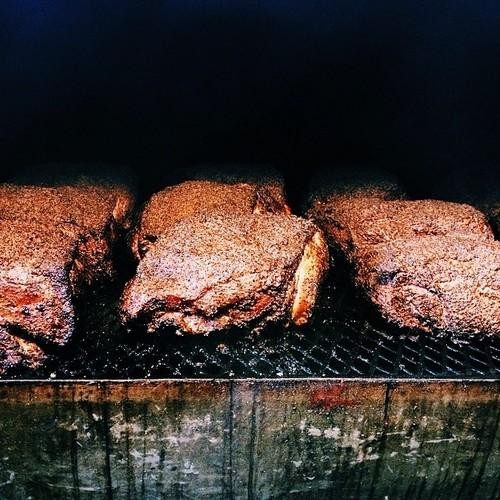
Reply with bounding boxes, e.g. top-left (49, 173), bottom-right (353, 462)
top-left (242, 380), bottom-right (387, 498)
top-left (0, 379), bottom-right (498, 499)
top-left (380, 381), bottom-right (500, 499)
